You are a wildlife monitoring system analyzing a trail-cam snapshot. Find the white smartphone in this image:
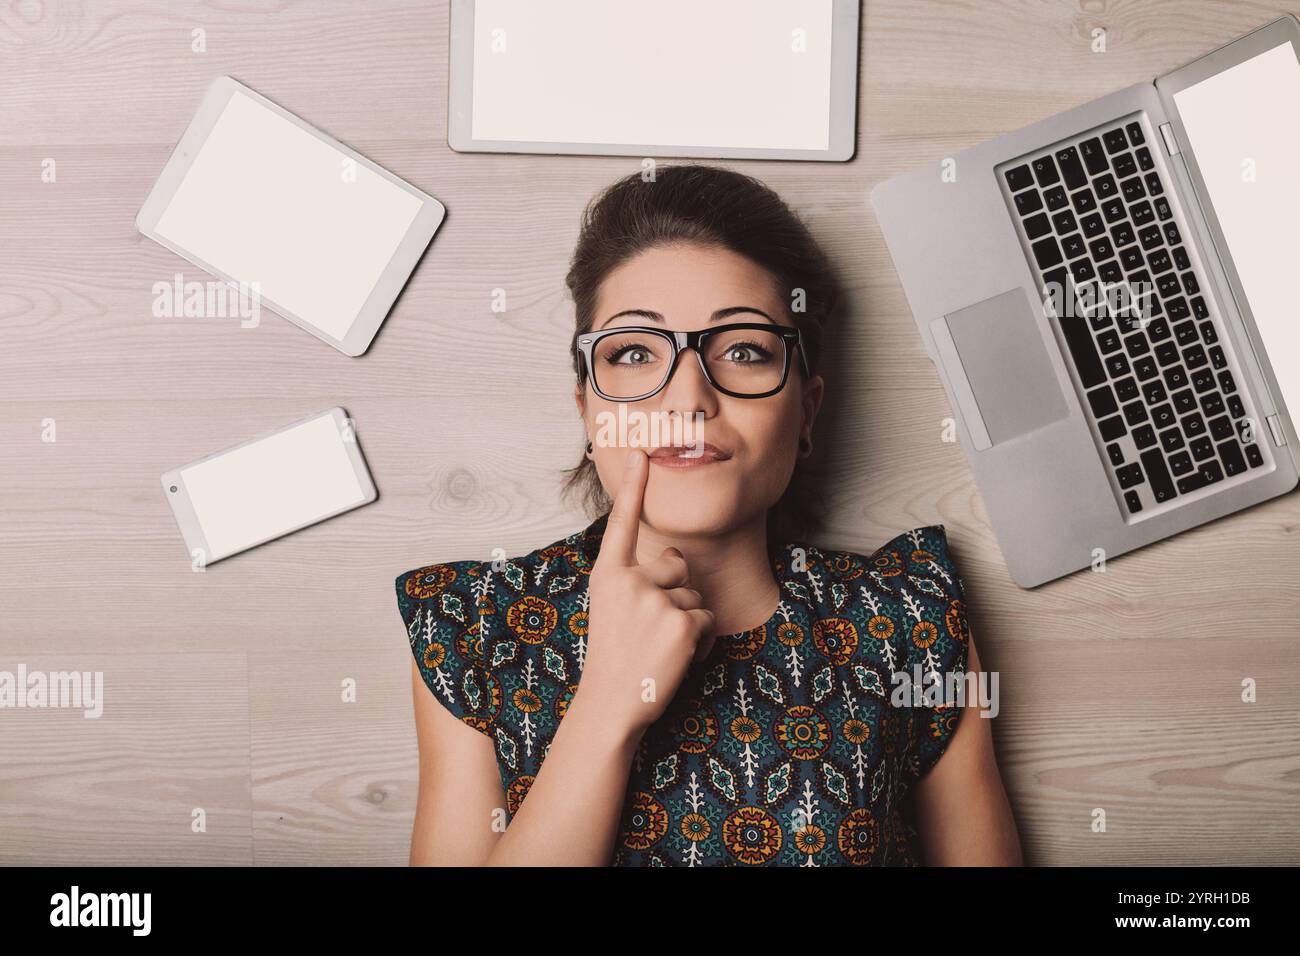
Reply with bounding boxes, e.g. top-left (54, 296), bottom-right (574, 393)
top-left (162, 408), bottom-right (377, 567)
top-left (137, 76), bottom-right (446, 356)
